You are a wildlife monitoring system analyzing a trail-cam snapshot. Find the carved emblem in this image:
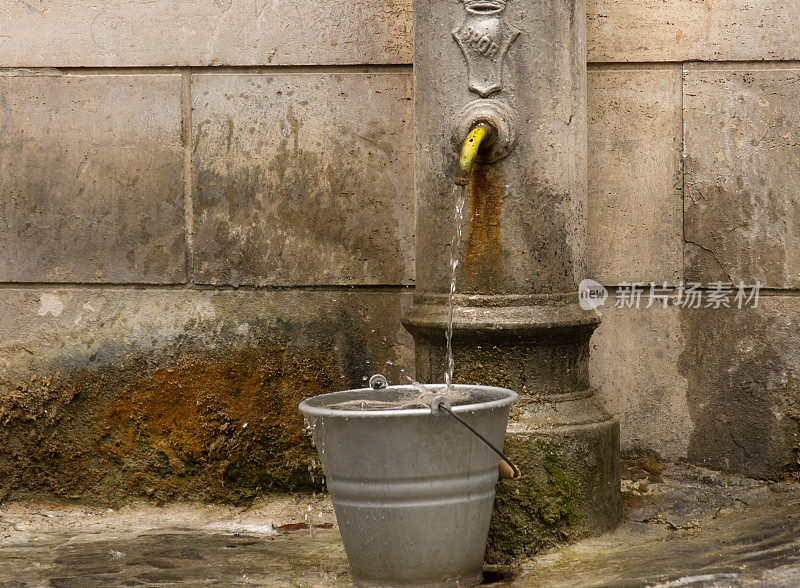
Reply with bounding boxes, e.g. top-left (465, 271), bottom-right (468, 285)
top-left (452, 0), bottom-right (520, 98)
